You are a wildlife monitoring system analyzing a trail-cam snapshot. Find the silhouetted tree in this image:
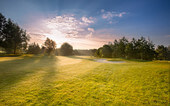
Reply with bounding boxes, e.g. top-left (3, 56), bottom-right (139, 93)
top-left (27, 43), bottom-right (41, 54)
top-left (0, 13), bottom-right (6, 38)
top-left (60, 42), bottom-right (73, 56)
top-left (0, 18), bottom-right (29, 54)
top-left (41, 46), bottom-right (46, 54)
top-left (0, 13), bottom-right (6, 52)
top-left (44, 38), bottom-right (56, 55)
